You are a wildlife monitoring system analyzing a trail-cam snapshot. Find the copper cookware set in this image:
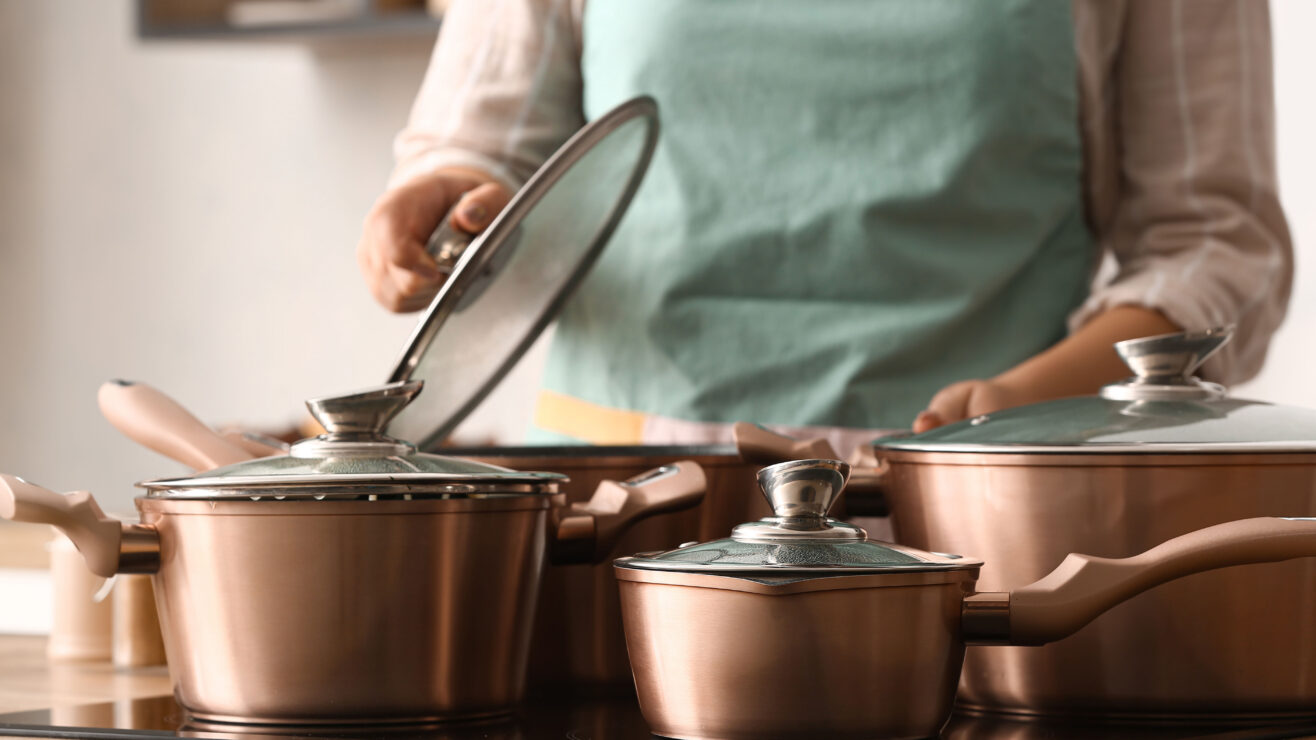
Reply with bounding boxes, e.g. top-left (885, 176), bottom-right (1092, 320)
top-left (3, 78), bottom-right (1316, 738)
